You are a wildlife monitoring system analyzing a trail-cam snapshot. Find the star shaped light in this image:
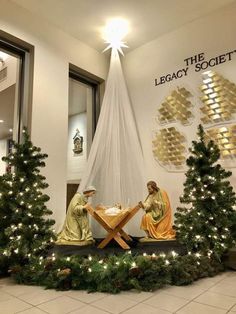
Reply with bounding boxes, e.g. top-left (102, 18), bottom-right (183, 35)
top-left (102, 18), bottom-right (129, 55)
